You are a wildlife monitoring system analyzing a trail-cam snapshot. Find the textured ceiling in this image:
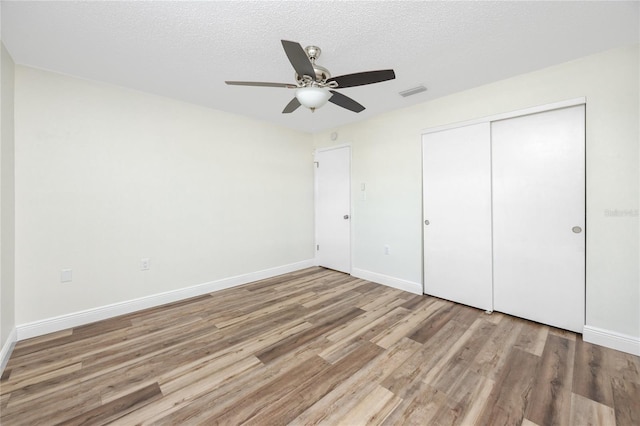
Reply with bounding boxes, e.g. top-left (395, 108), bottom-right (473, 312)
top-left (1, 1), bottom-right (639, 133)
